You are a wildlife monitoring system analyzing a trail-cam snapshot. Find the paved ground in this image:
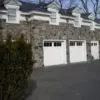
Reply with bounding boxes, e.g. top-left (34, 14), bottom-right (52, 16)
top-left (25, 60), bottom-right (100, 100)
